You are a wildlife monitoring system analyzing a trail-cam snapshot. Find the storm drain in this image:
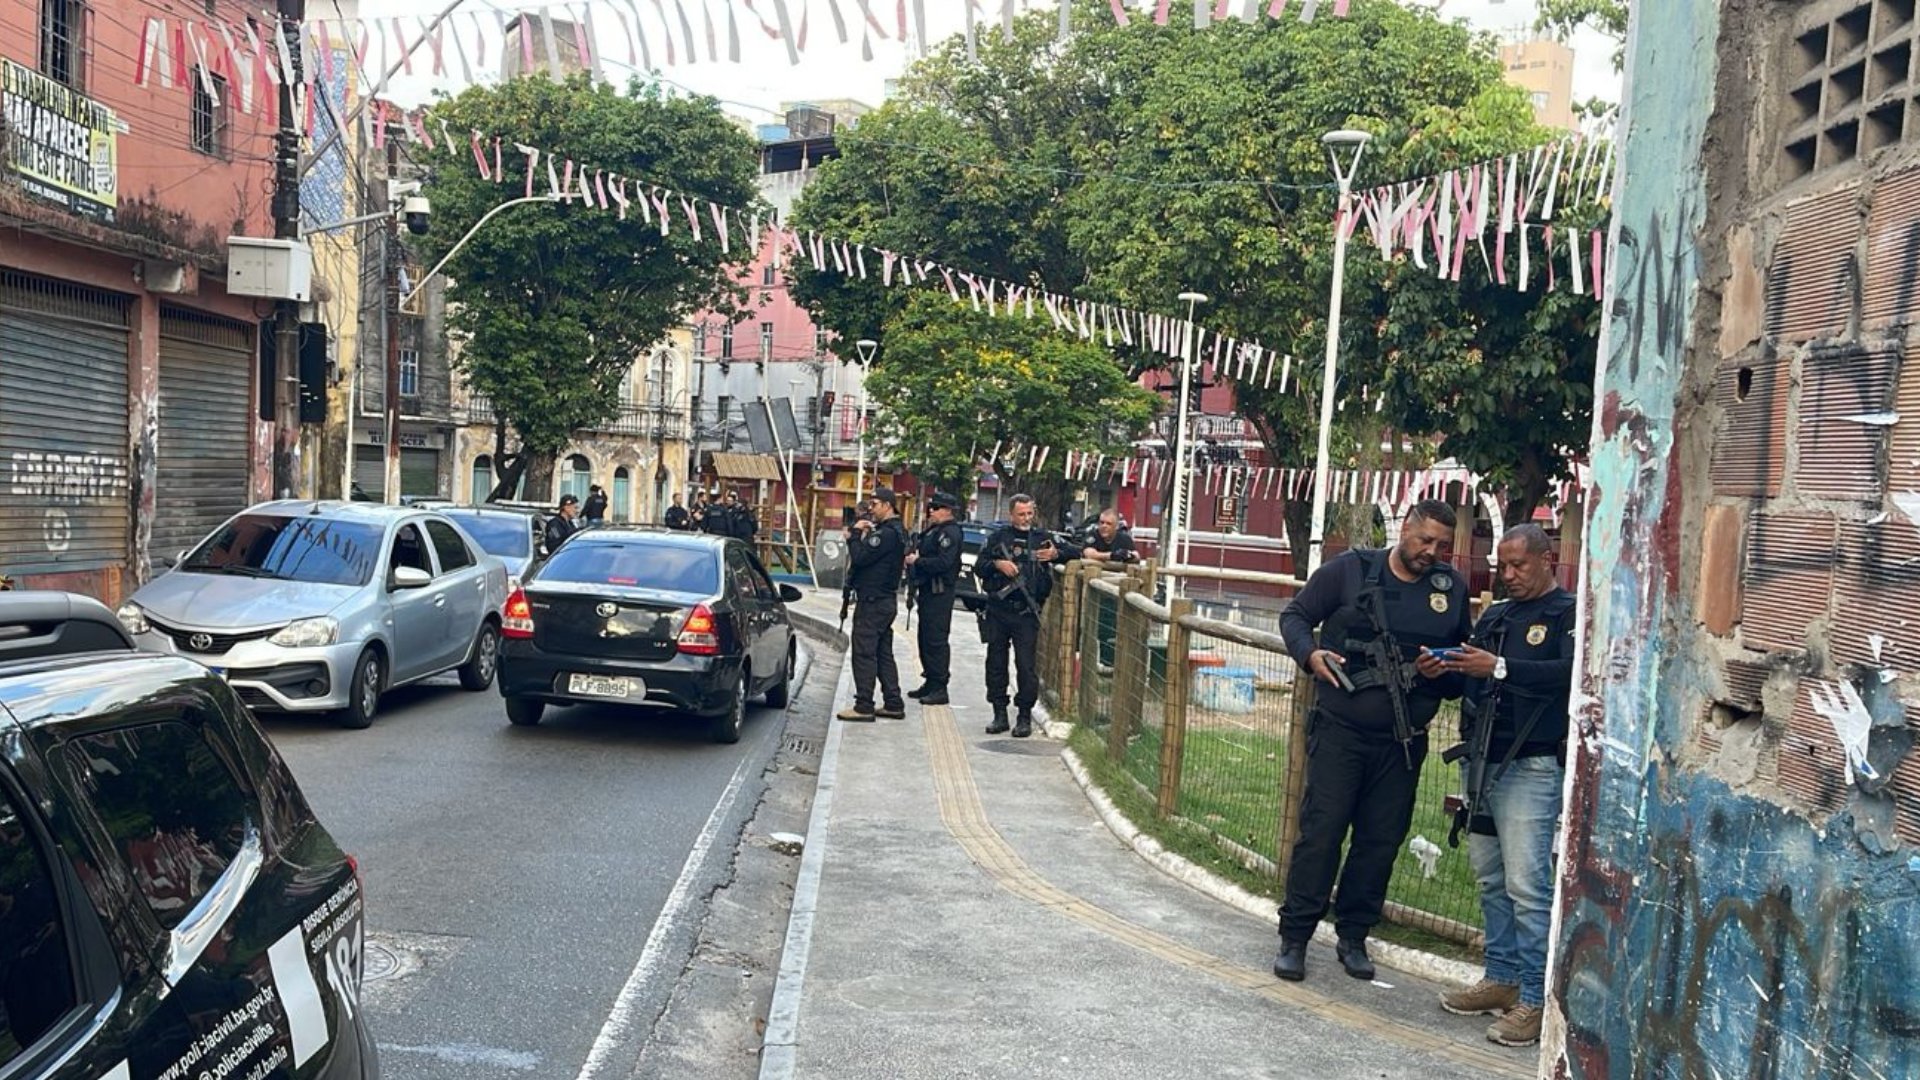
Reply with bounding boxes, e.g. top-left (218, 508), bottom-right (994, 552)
top-left (784, 735), bottom-right (819, 756)
top-left (363, 939), bottom-right (402, 984)
top-left (976, 740), bottom-right (1062, 756)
